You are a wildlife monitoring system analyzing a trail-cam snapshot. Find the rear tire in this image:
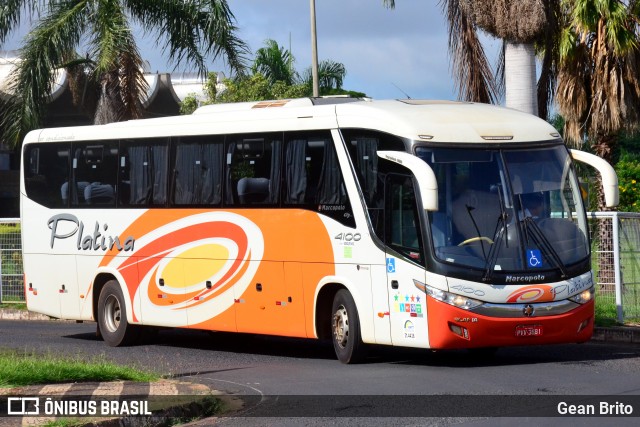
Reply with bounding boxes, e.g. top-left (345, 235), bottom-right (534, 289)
top-left (331, 289), bottom-right (367, 364)
top-left (97, 280), bottom-right (139, 346)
